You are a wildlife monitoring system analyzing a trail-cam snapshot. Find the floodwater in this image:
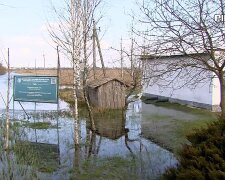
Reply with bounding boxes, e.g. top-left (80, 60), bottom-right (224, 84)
top-left (0, 73), bottom-right (178, 180)
top-left (0, 72), bottom-right (68, 111)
